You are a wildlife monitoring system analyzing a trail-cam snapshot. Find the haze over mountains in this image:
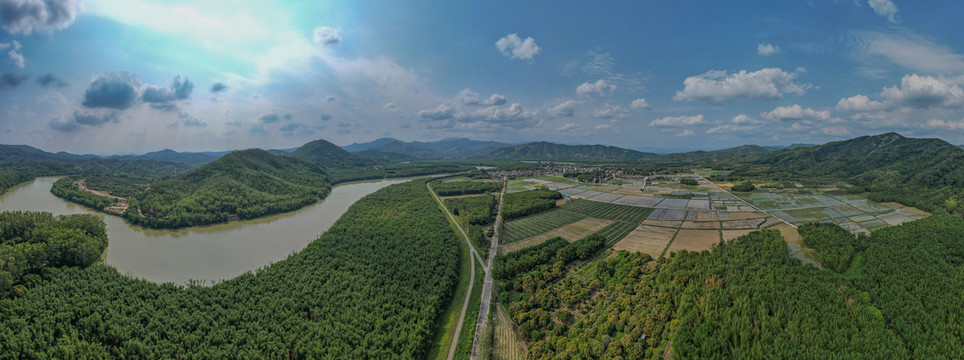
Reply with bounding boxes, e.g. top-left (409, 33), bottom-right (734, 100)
top-left (3, 134), bottom-right (963, 171)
